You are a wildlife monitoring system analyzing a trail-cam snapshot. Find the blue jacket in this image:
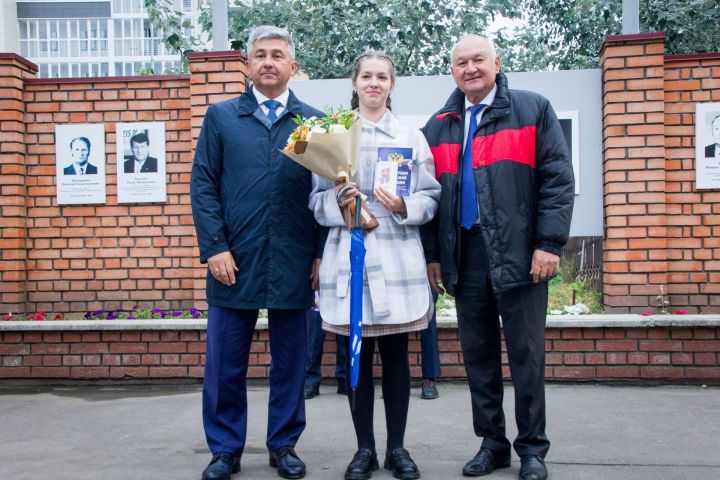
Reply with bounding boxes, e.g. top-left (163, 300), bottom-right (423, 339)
top-left (191, 89), bottom-right (324, 309)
